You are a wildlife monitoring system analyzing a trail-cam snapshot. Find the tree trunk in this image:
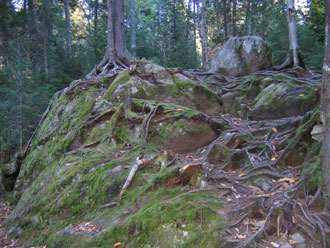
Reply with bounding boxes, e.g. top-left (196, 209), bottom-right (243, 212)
top-left (90, 0), bottom-right (131, 76)
top-left (15, 49), bottom-right (24, 151)
top-left (287, 0), bottom-right (299, 67)
top-left (287, 0), bottom-right (305, 68)
top-left (321, 0), bottom-right (330, 211)
top-left (94, 0), bottom-right (98, 33)
top-left (249, 0), bottom-right (257, 35)
top-left (27, 0), bottom-right (36, 32)
top-left (244, 0), bottom-right (251, 35)
top-left (65, 0), bottom-right (72, 58)
top-left (223, 0), bottom-right (228, 39)
top-left (93, 0), bottom-right (99, 64)
top-left (42, 2), bottom-right (49, 73)
top-left (274, 0), bottom-right (305, 70)
top-left (42, 24), bottom-right (49, 73)
top-left (199, 0), bottom-right (210, 69)
top-left (232, 0), bottom-right (237, 36)
top-left (27, 0), bottom-right (38, 70)
top-left (23, 0), bottom-right (27, 11)
top-left (193, 0), bottom-right (197, 51)
top-left (130, 0), bottom-right (136, 58)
